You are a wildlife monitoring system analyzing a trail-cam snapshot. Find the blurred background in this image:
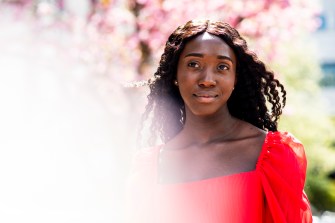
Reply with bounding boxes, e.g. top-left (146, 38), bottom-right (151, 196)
top-left (0, 0), bottom-right (334, 222)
